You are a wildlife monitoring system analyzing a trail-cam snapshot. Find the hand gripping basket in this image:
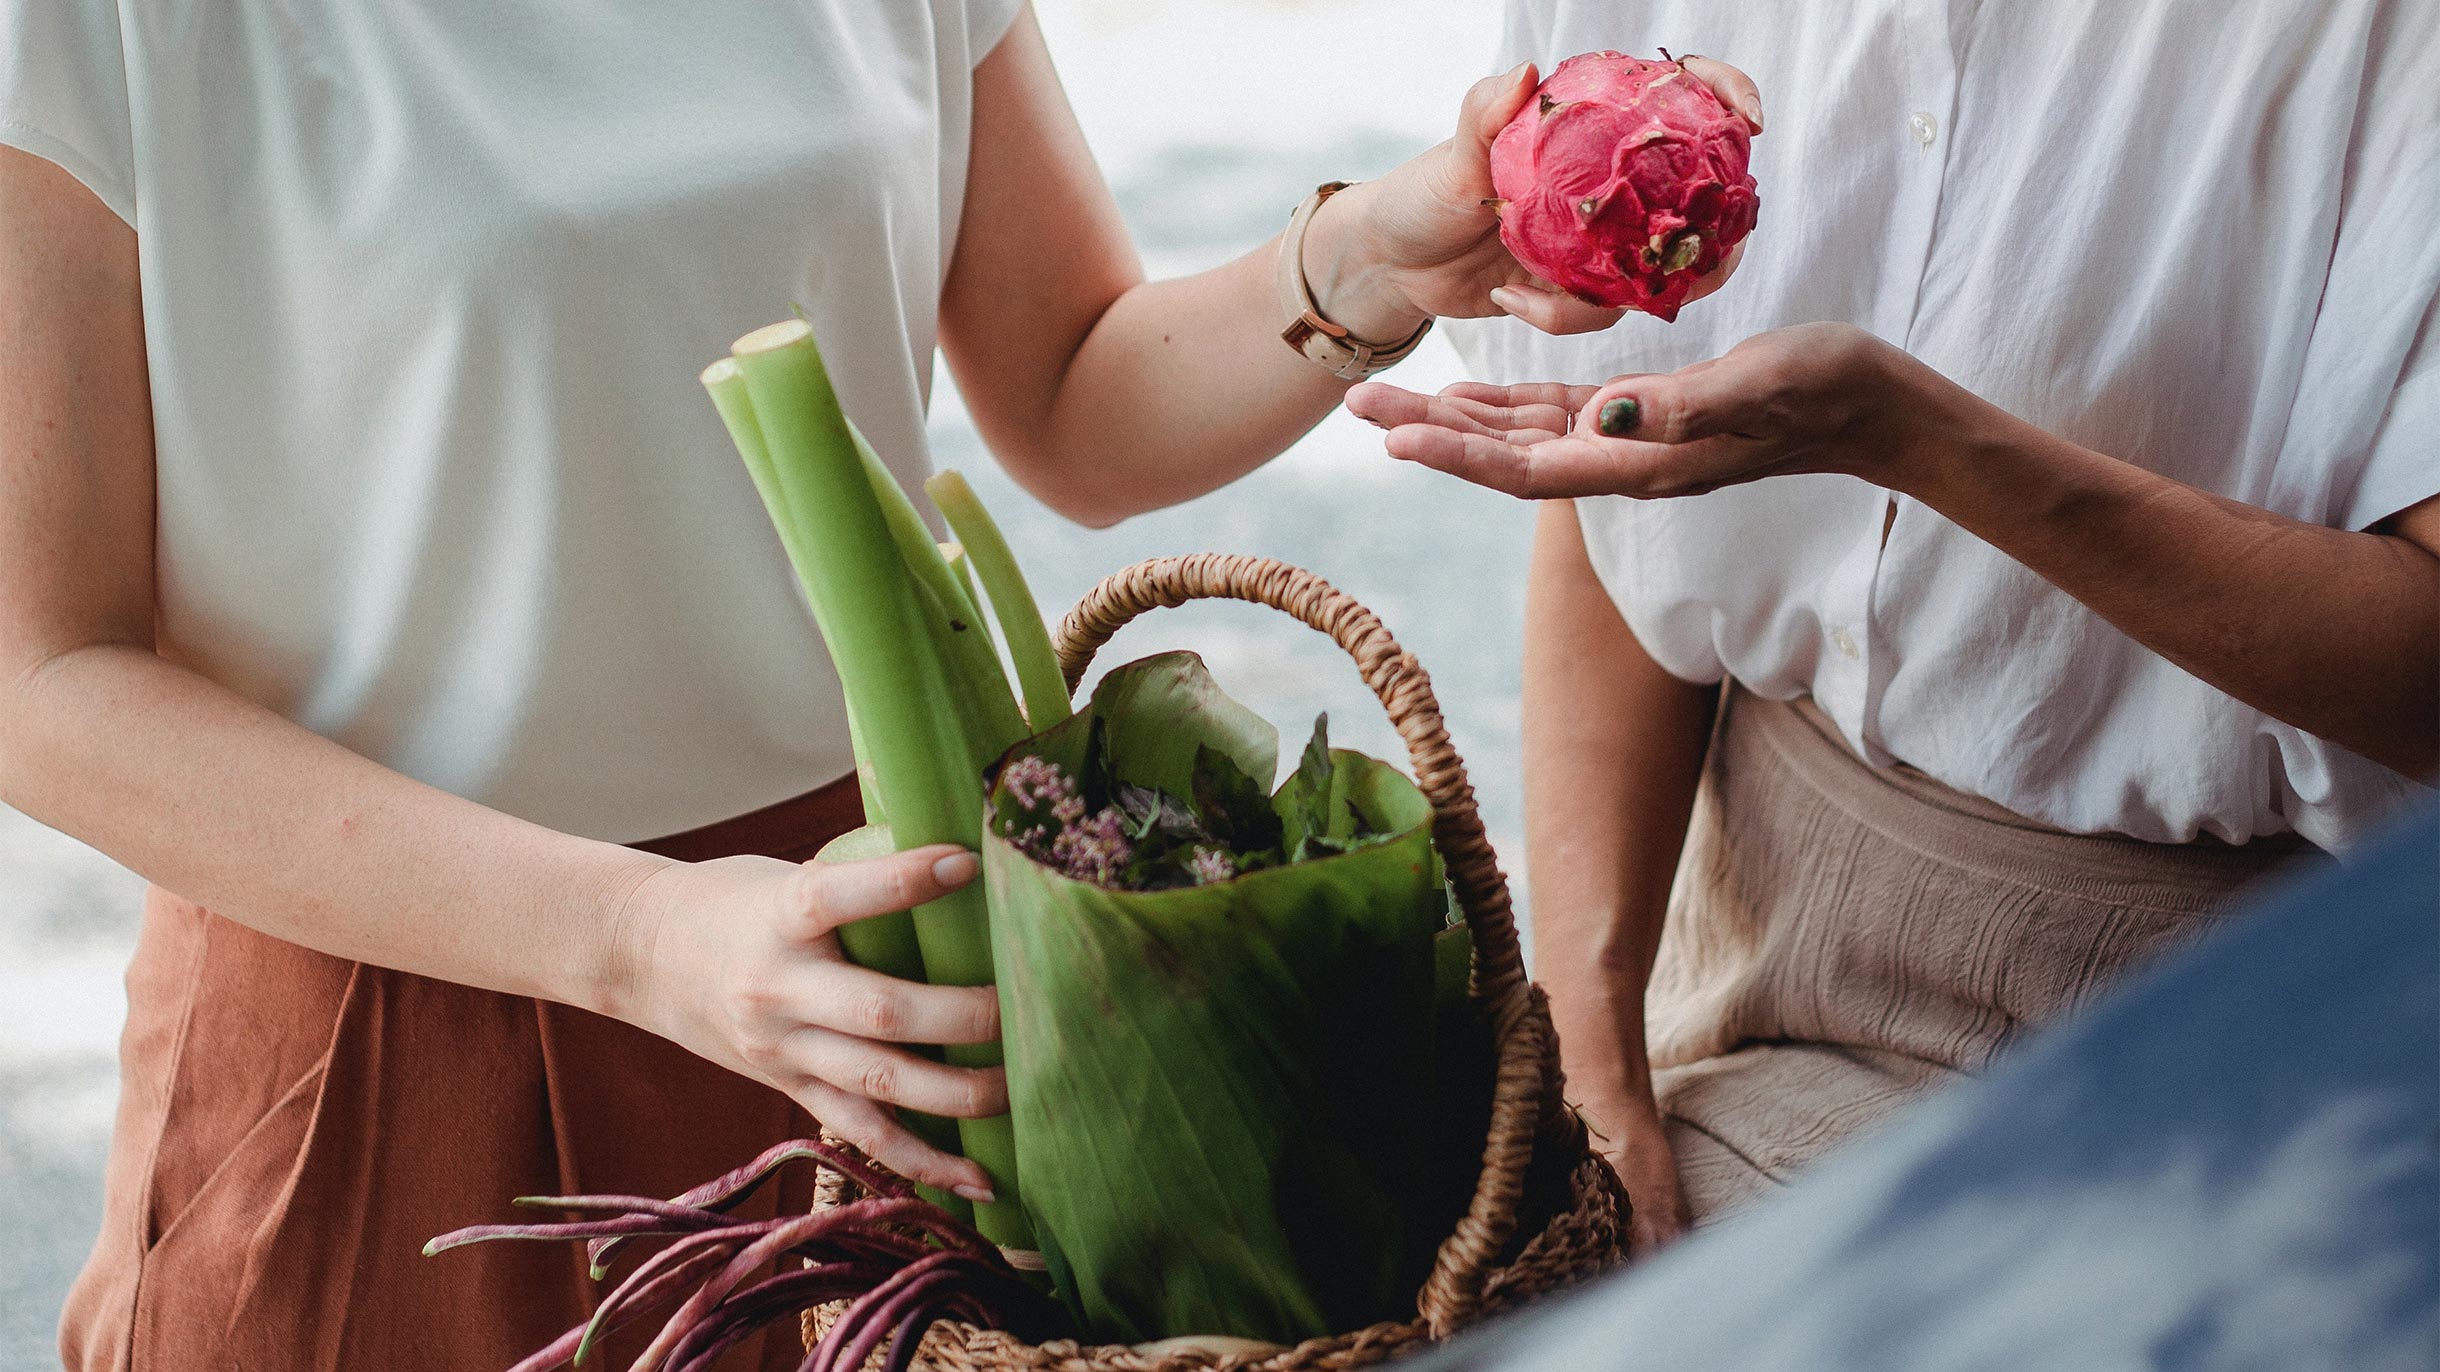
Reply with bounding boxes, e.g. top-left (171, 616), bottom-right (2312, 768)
top-left (806, 555), bottom-right (1630, 1370)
